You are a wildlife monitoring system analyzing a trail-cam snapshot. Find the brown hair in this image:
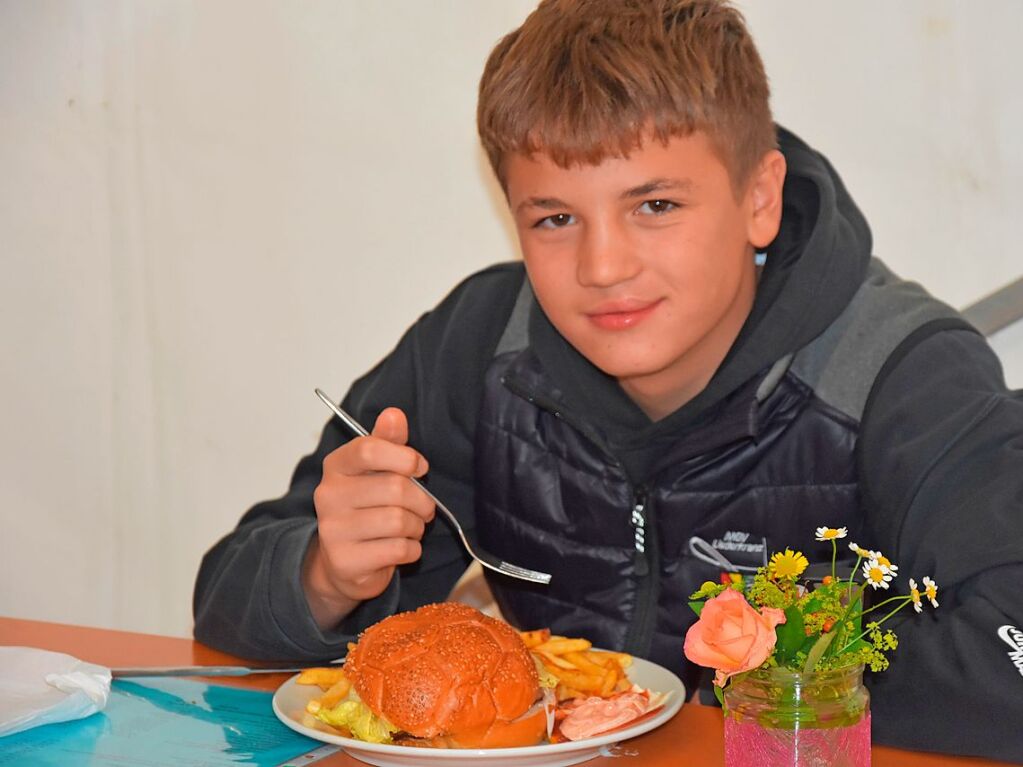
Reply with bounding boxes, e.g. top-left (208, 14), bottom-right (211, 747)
top-left (477, 0), bottom-right (775, 189)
